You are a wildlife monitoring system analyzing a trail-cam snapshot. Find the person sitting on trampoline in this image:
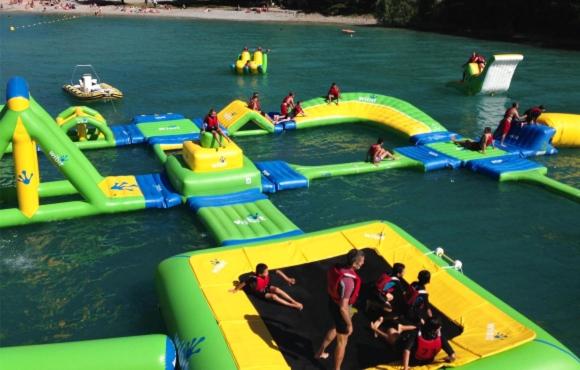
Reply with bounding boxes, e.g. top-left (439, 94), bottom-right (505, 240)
top-left (405, 270), bottom-right (433, 327)
top-left (201, 108), bottom-right (230, 147)
top-left (367, 138), bottom-right (395, 164)
top-left (230, 263), bottom-right (303, 310)
top-left (371, 316), bottom-right (456, 370)
top-left (451, 127), bottom-right (494, 154)
top-left (368, 263), bottom-right (408, 318)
